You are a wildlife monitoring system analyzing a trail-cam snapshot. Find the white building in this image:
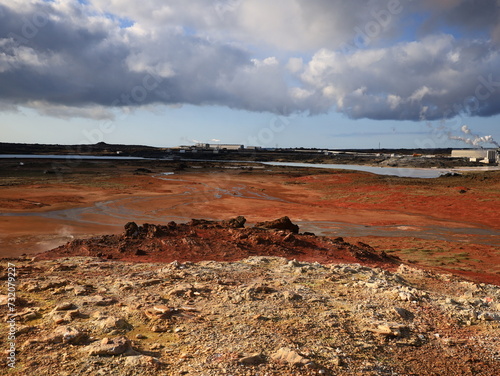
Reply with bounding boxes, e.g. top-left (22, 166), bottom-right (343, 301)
top-left (451, 149), bottom-right (499, 164)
